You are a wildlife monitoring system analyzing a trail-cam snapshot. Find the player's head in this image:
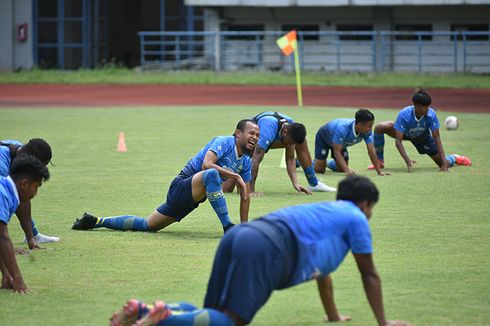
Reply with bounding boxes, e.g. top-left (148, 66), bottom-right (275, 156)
top-left (282, 122), bottom-right (306, 145)
top-left (337, 176), bottom-right (379, 219)
top-left (235, 119), bottom-right (260, 156)
top-left (10, 154), bottom-right (50, 203)
top-left (412, 90), bottom-right (431, 116)
top-left (355, 109), bottom-right (375, 133)
top-left (18, 138), bottom-right (52, 166)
